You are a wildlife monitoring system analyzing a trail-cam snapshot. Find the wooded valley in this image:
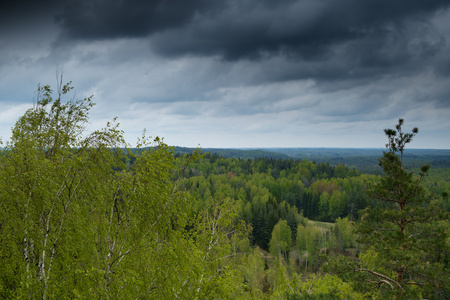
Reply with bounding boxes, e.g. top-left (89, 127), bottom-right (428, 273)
top-left (0, 83), bottom-right (448, 299)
